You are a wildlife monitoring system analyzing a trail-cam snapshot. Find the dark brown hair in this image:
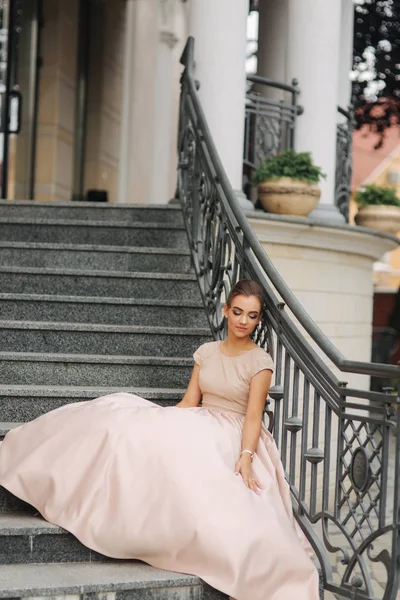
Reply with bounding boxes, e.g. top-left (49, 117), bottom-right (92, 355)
top-left (226, 279), bottom-right (264, 310)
